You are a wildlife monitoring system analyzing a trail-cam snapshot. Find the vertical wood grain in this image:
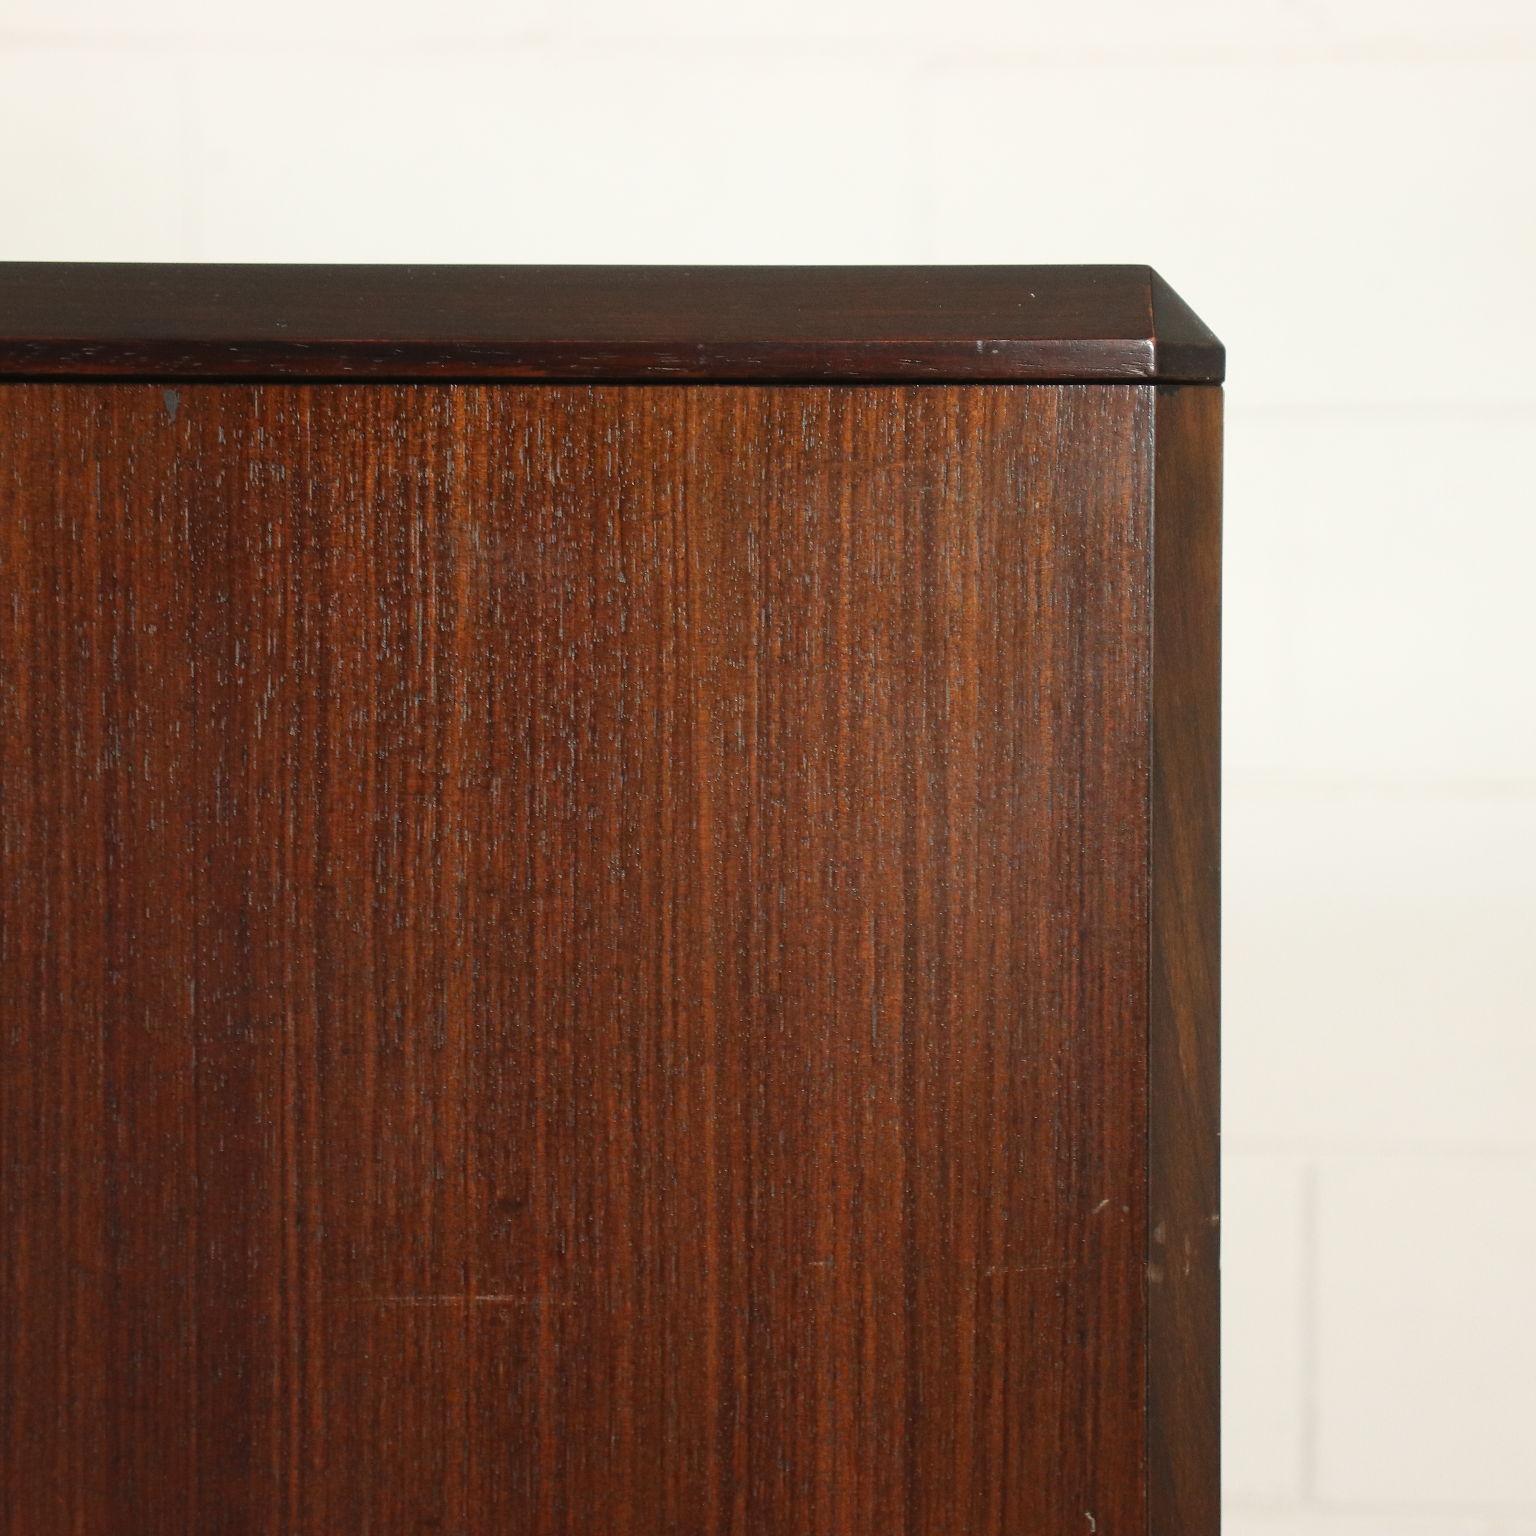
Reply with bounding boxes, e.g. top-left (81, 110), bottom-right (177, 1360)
top-left (1, 381), bottom-right (1162, 1535)
top-left (1147, 383), bottom-right (1223, 1536)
